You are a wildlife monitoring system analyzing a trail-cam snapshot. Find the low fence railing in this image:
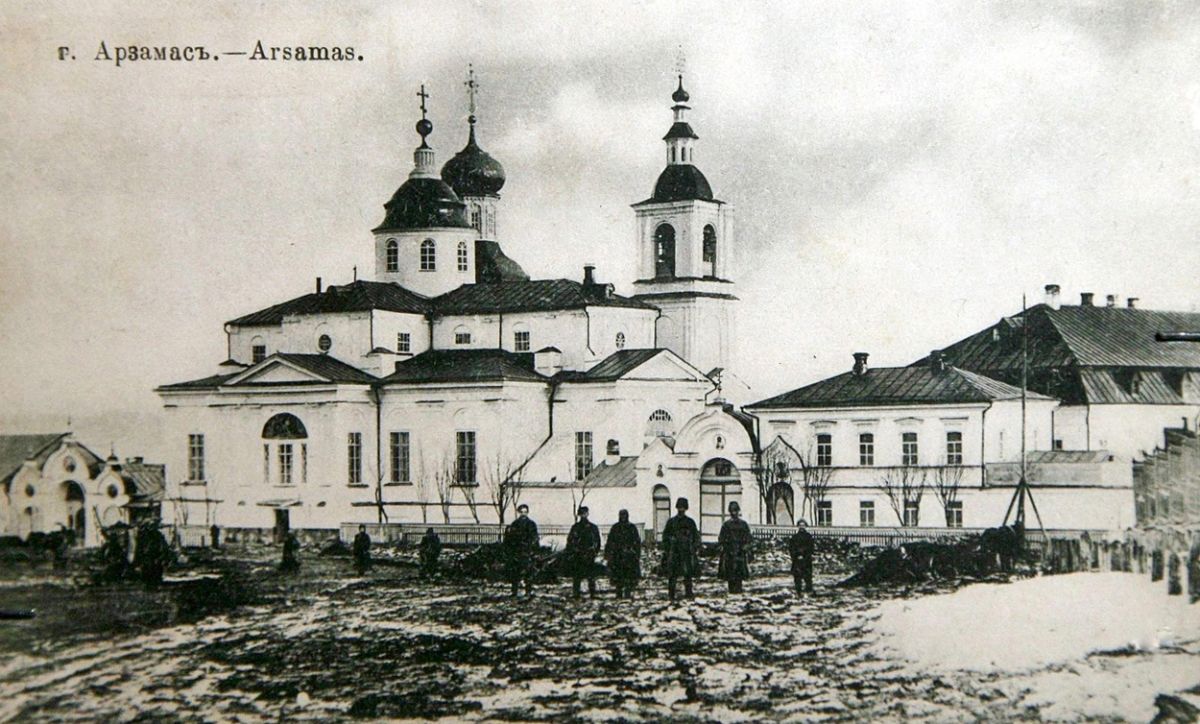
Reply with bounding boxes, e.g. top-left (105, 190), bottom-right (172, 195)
top-left (337, 522), bottom-right (645, 547)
